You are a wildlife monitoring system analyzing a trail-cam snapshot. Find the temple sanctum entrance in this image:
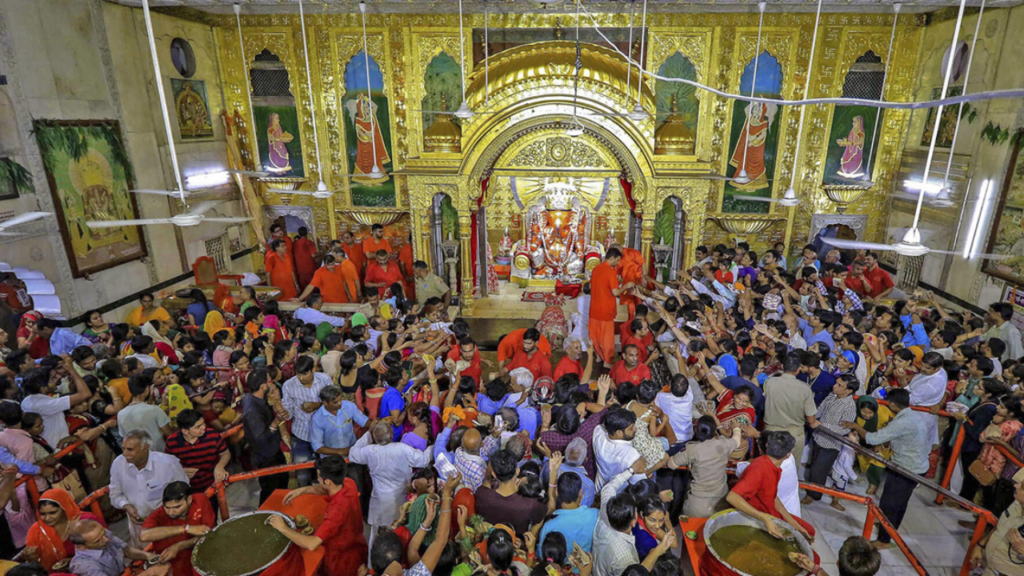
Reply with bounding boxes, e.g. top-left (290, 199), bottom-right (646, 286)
top-left (405, 40), bottom-right (712, 317)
